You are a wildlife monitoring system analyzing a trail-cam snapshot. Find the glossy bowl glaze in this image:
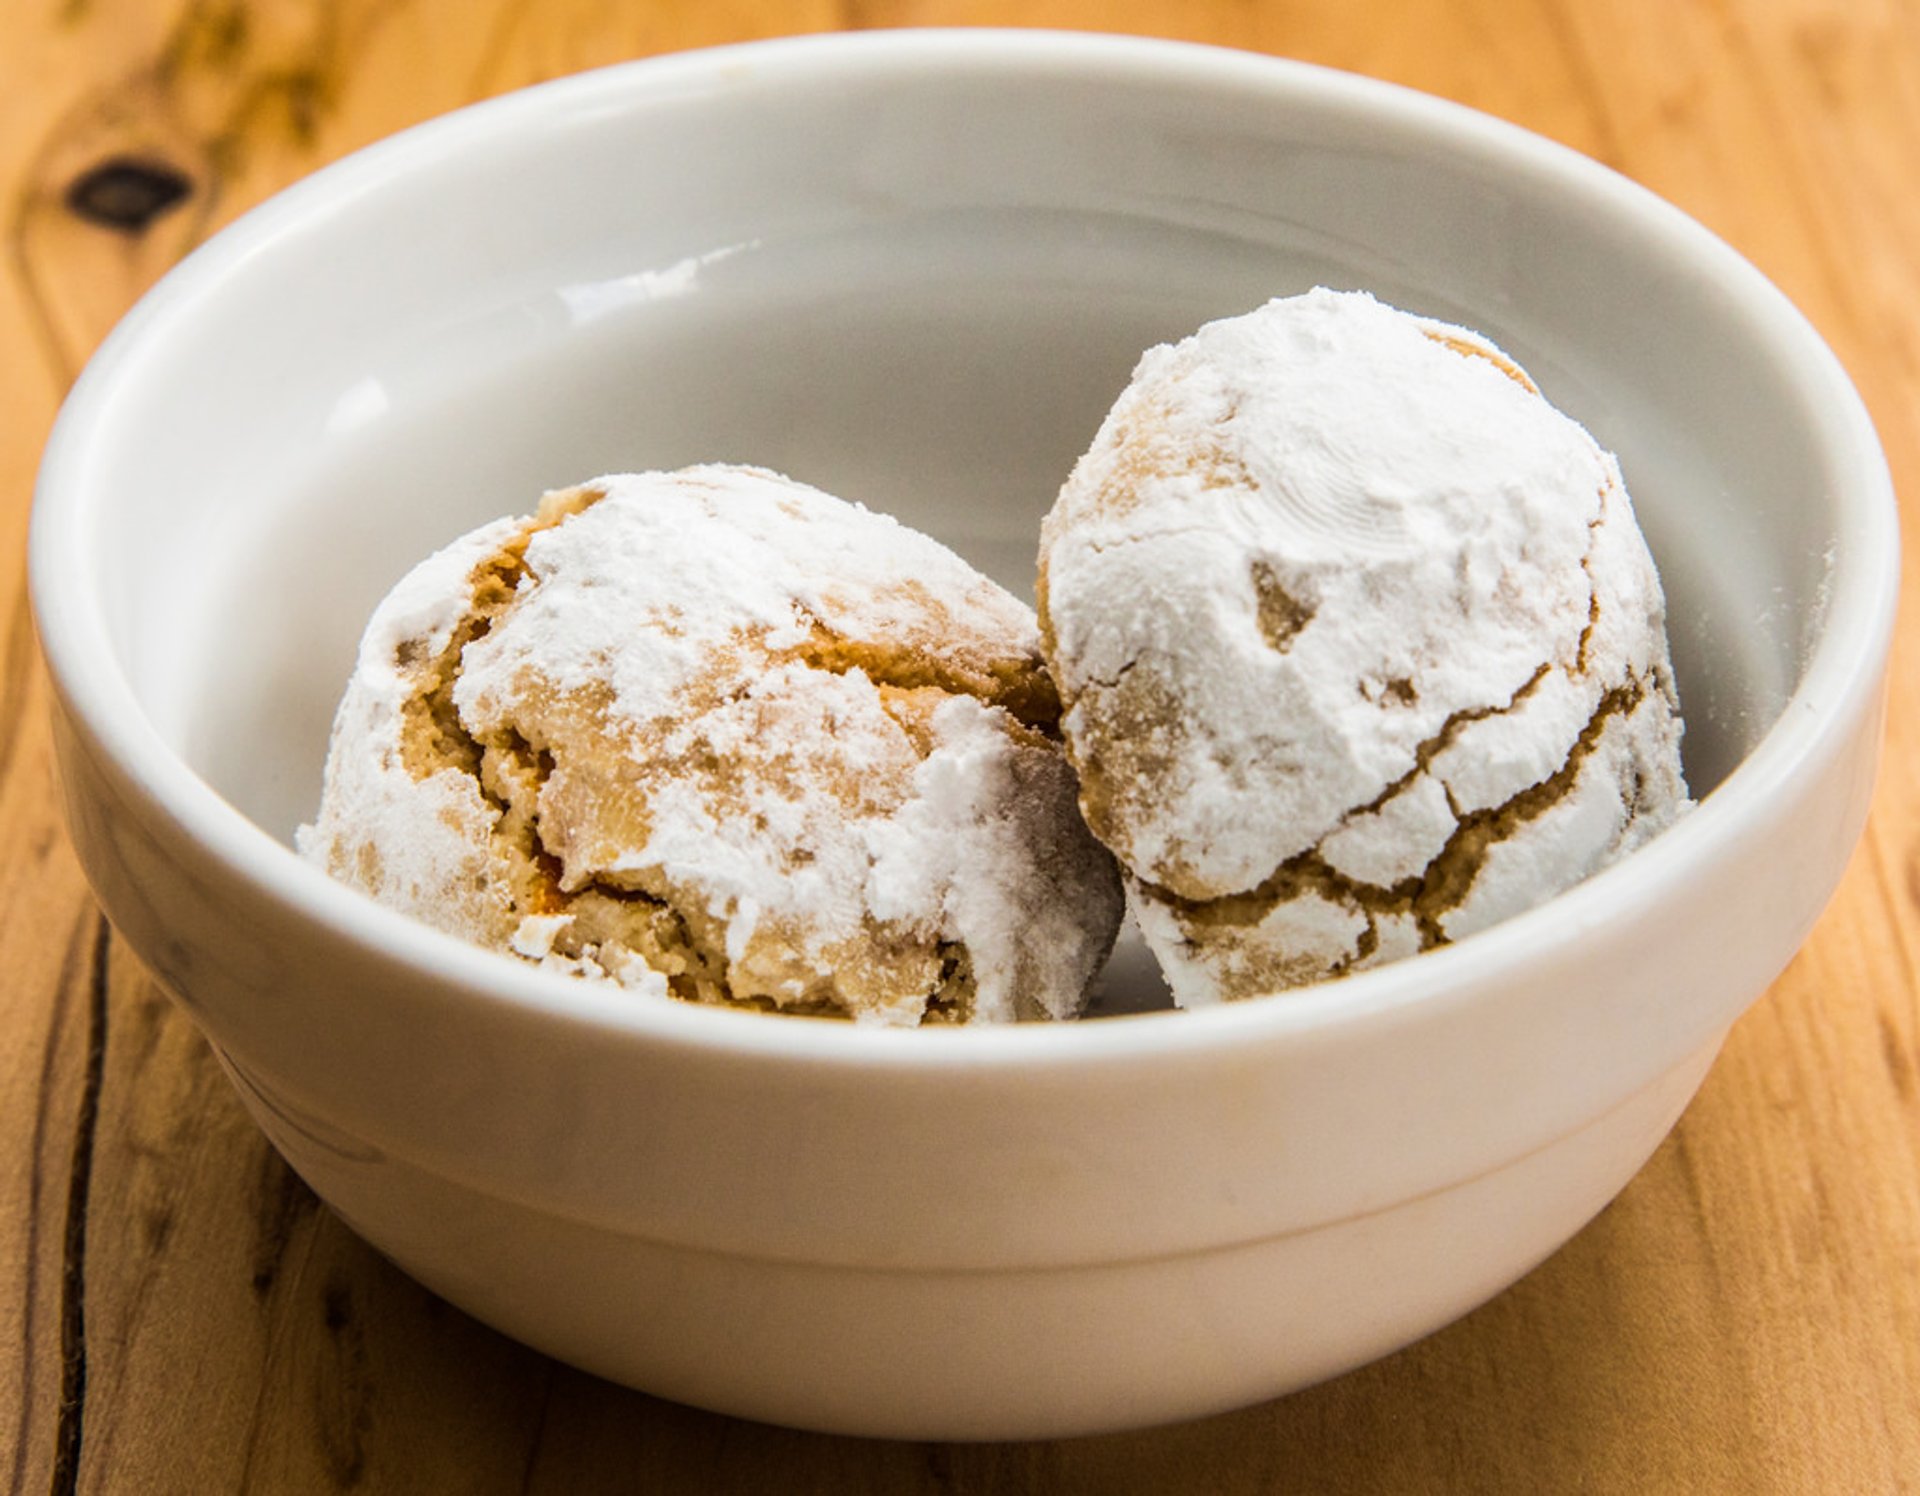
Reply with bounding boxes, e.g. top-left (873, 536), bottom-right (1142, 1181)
top-left (31, 31), bottom-right (1896, 1438)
